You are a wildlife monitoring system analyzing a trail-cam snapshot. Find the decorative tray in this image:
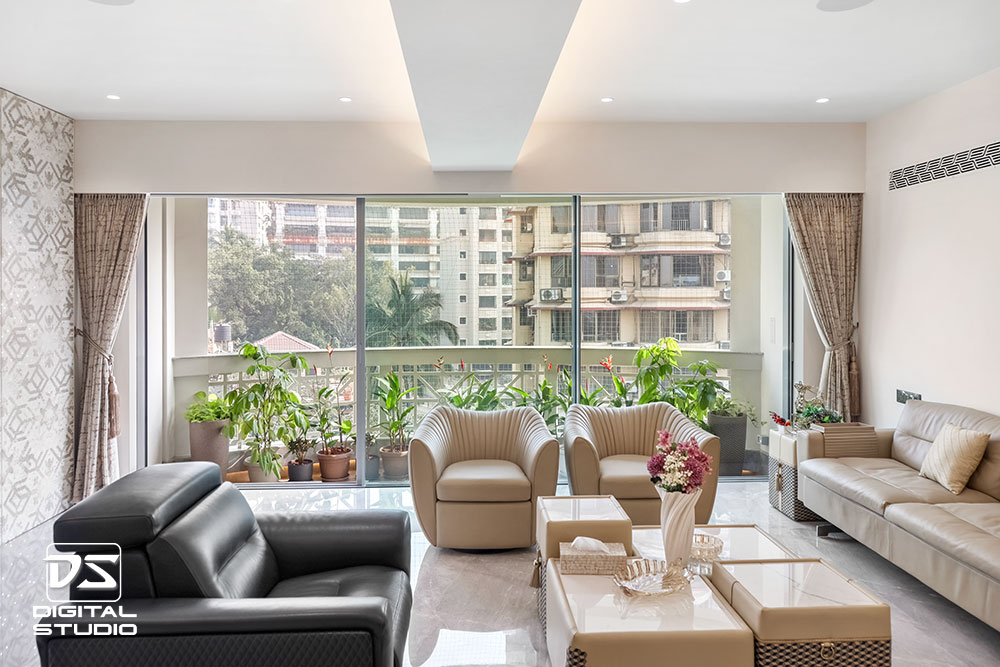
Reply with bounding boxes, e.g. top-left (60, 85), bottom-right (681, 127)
top-left (612, 559), bottom-right (694, 597)
top-left (691, 533), bottom-right (724, 562)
